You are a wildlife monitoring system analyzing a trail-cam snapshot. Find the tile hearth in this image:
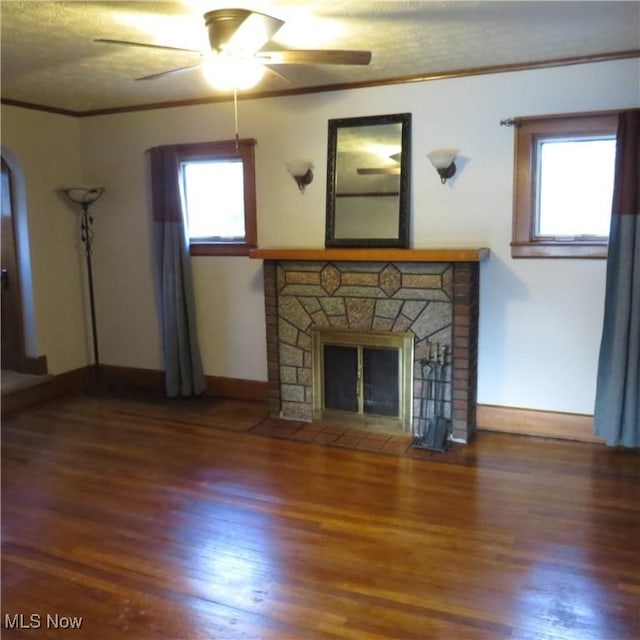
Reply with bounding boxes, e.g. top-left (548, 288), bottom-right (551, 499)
top-left (252, 417), bottom-right (412, 455)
